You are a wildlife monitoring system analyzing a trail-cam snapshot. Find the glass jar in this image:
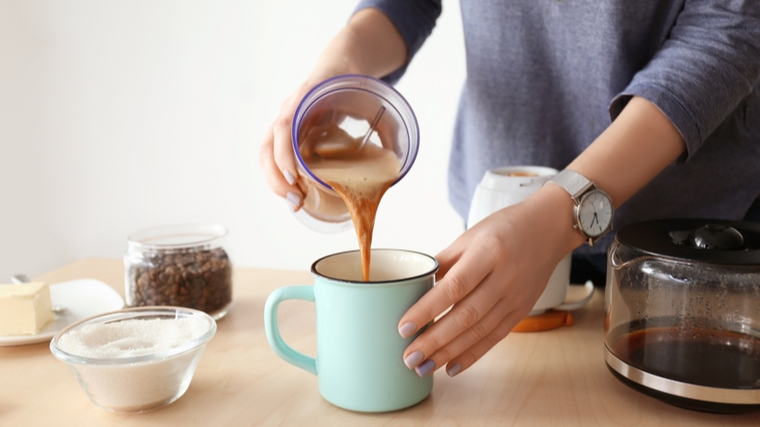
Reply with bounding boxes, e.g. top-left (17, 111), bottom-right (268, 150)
top-left (124, 224), bottom-right (233, 319)
top-left (291, 74), bottom-right (420, 232)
